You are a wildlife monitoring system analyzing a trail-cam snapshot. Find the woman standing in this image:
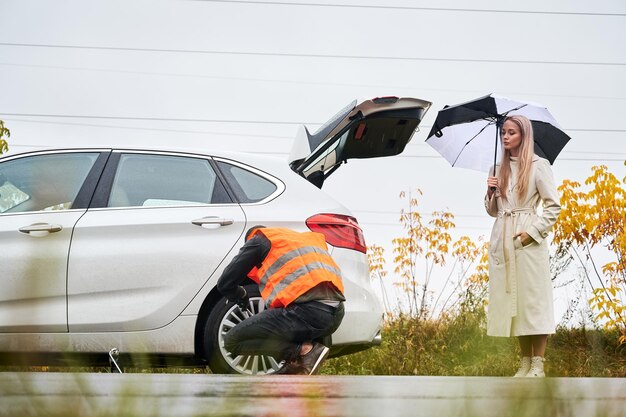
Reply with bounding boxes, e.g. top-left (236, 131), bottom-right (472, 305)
top-left (485, 115), bottom-right (561, 377)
